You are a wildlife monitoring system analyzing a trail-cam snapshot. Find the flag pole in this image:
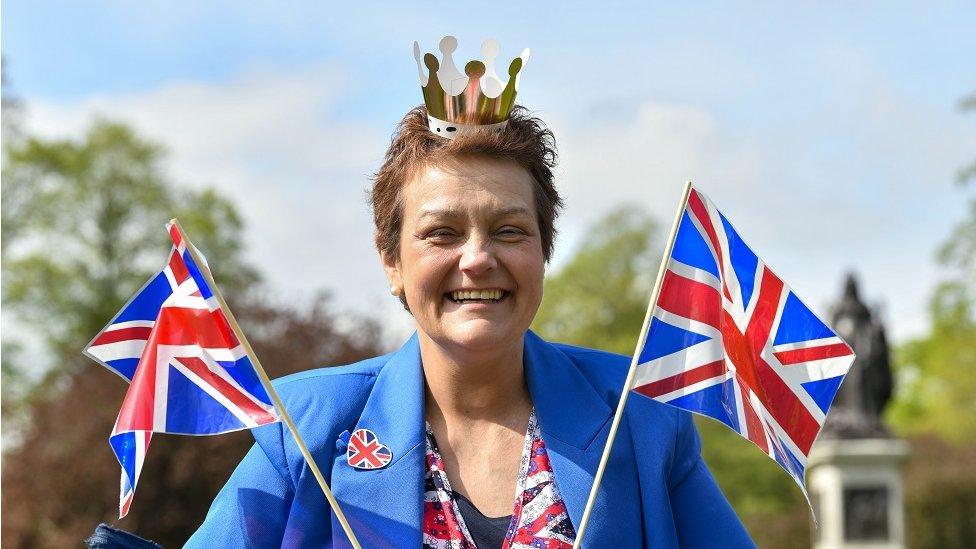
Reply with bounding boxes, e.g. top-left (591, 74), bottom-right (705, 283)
top-left (173, 220), bottom-right (363, 549)
top-left (573, 181), bottom-right (694, 548)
